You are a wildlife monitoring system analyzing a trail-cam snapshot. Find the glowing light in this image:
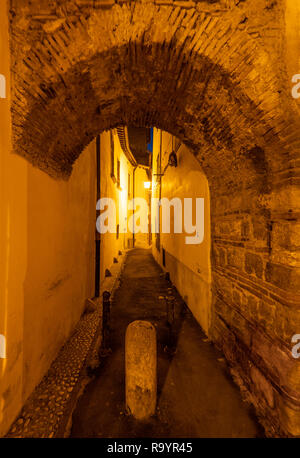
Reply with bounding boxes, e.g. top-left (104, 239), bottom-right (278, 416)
top-left (144, 181), bottom-right (151, 189)
top-left (0, 335), bottom-right (6, 359)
